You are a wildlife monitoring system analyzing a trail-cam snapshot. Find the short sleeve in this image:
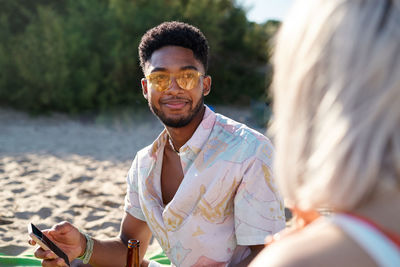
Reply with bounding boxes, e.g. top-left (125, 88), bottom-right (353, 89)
top-left (124, 155), bottom-right (146, 221)
top-left (234, 143), bottom-right (286, 245)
